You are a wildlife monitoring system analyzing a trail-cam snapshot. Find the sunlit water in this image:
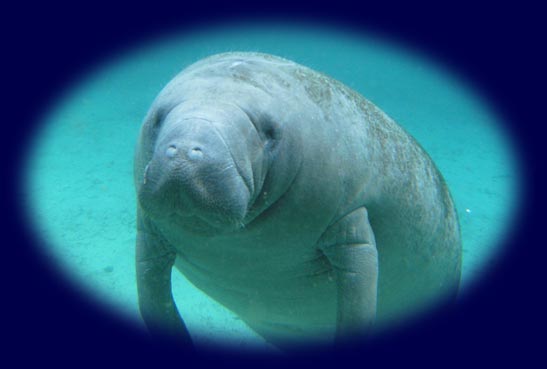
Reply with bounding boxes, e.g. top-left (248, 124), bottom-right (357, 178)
top-left (25, 21), bottom-right (520, 349)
